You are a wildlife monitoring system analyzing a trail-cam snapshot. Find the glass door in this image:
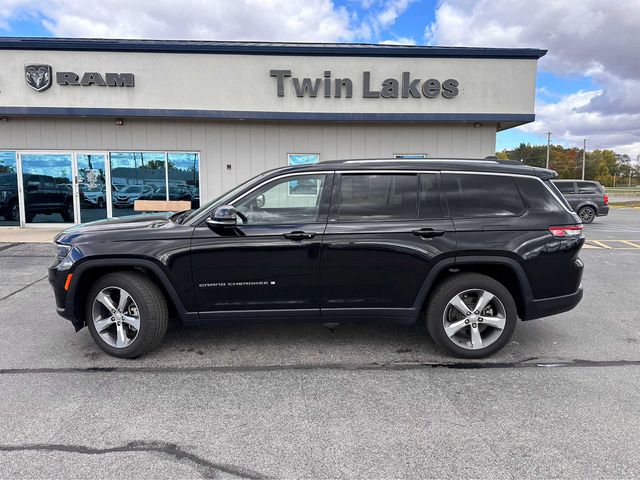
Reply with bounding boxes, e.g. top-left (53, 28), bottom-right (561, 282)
top-left (75, 153), bottom-right (109, 223)
top-left (18, 152), bottom-right (76, 225)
